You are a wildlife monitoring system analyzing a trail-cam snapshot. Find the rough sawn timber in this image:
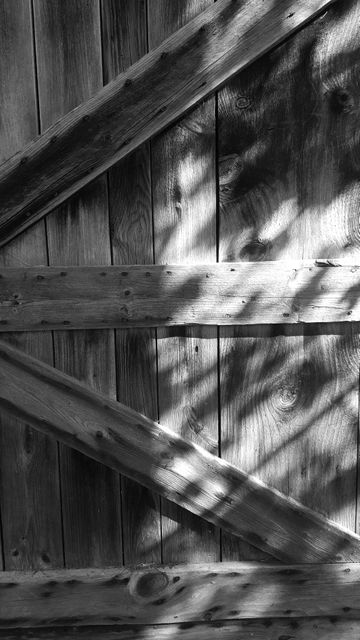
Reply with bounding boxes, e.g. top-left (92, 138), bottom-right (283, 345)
top-left (1, 562), bottom-right (360, 627)
top-left (32, 0), bottom-right (122, 570)
top-left (0, 0), bottom-right (335, 247)
top-left (2, 619), bottom-right (360, 640)
top-left (0, 0), bottom-right (63, 572)
top-left (1, 260), bottom-right (360, 331)
top-left (218, 0), bottom-right (360, 562)
top-left (101, 0), bottom-right (161, 567)
top-left (149, 0), bottom-right (219, 564)
top-left (1, 339), bottom-right (360, 563)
